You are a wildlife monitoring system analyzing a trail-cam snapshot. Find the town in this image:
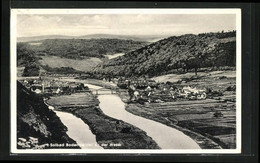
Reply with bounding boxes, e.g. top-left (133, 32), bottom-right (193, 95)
top-left (19, 76), bottom-right (212, 103)
top-left (20, 77), bottom-right (87, 96)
